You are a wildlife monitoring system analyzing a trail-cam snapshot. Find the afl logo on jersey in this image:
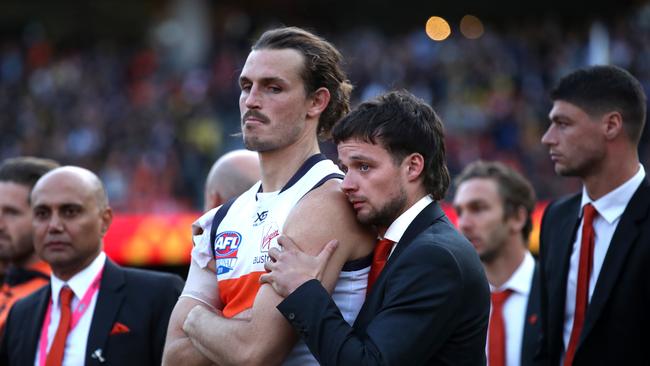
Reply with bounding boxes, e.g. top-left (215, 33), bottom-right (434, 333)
top-left (214, 231), bottom-right (242, 258)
